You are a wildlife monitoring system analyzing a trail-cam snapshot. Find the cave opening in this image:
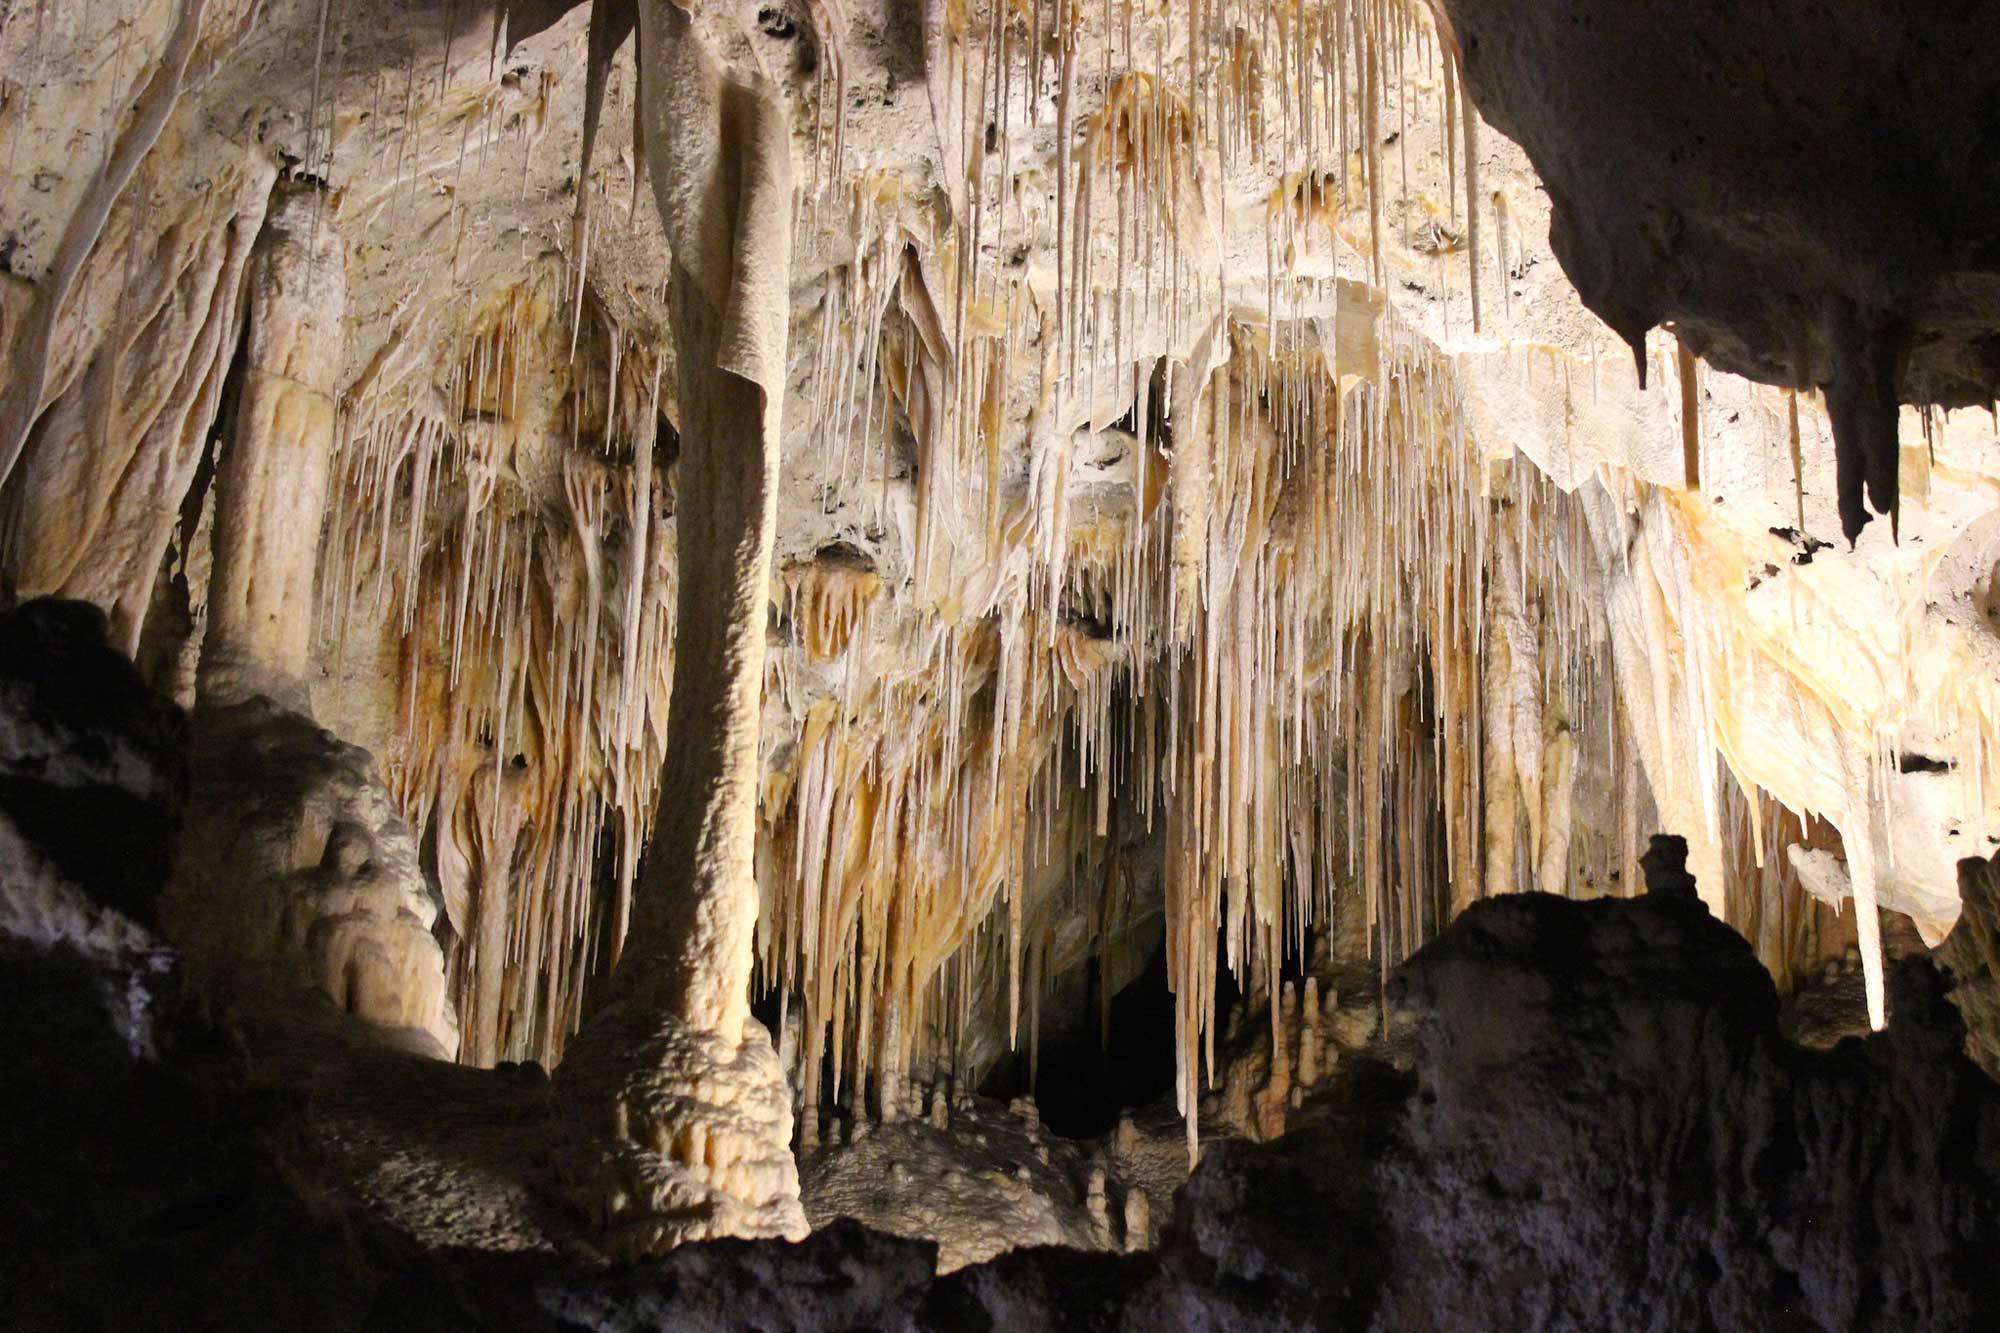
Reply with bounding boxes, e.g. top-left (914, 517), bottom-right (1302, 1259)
top-left (980, 928), bottom-right (1250, 1141)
